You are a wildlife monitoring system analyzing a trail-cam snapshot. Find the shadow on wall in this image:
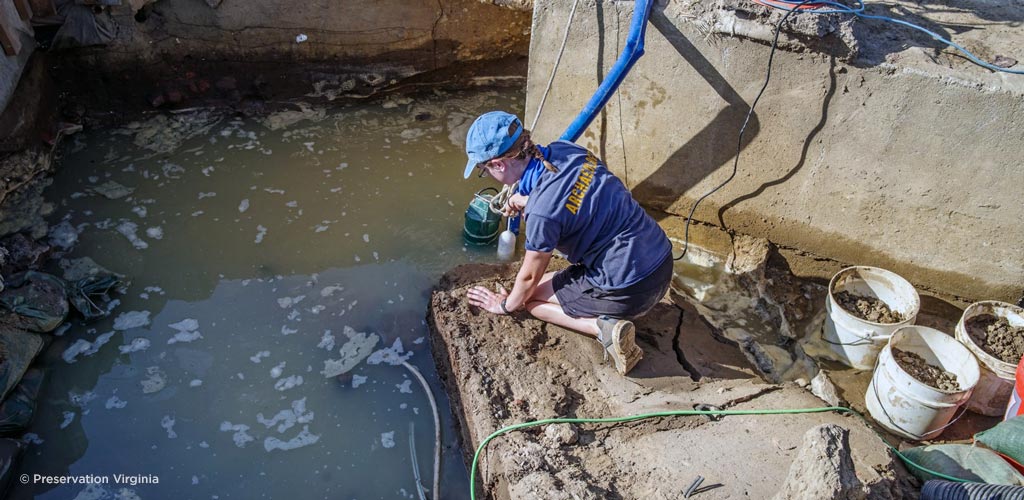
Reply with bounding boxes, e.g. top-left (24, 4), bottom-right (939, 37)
top-left (631, 6), bottom-right (760, 217)
top-left (716, 57), bottom-right (837, 228)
